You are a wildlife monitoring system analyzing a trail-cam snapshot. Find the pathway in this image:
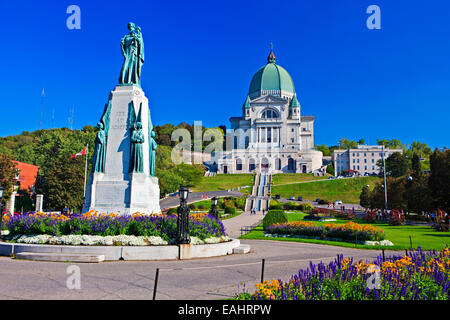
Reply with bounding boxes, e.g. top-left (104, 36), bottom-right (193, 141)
top-left (0, 240), bottom-right (395, 300)
top-left (222, 211), bottom-right (265, 239)
top-left (159, 190), bottom-right (244, 210)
